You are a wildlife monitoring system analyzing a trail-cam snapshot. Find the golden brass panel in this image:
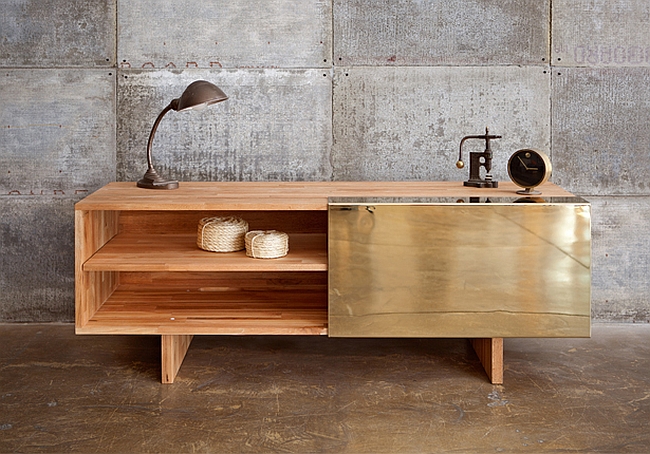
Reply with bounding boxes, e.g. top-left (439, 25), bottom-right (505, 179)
top-left (328, 200), bottom-right (591, 338)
